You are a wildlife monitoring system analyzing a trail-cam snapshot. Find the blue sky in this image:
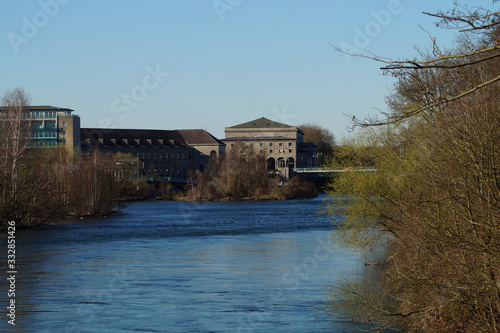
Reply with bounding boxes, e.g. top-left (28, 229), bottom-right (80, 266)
top-left (1, 0), bottom-right (496, 140)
